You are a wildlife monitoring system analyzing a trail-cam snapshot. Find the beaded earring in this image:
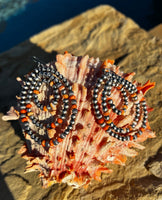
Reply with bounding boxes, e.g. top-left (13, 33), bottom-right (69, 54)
top-left (92, 64), bottom-right (148, 141)
top-left (19, 57), bottom-right (78, 148)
